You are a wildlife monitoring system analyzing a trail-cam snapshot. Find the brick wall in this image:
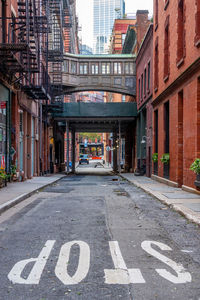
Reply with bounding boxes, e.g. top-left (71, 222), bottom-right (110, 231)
top-left (153, 0), bottom-right (200, 188)
top-left (153, 0), bottom-right (200, 99)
